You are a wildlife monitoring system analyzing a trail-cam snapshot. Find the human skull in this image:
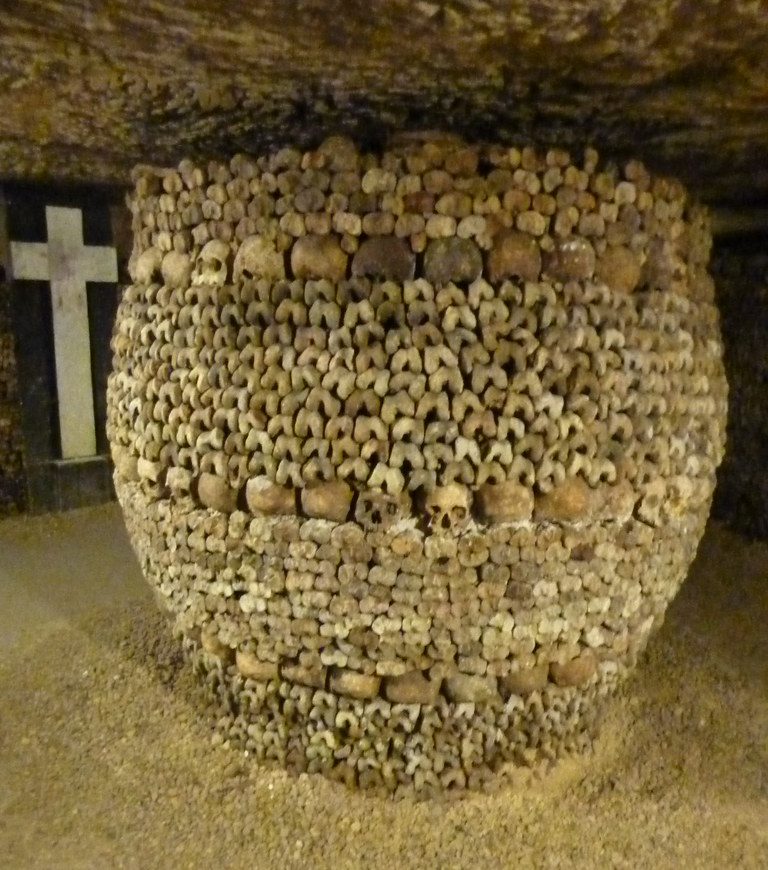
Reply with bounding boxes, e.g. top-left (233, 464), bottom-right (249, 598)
top-left (192, 239), bottom-right (230, 285)
top-left (132, 246), bottom-right (163, 284)
top-left (233, 235), bottom-right (285, 283)
top-left (636, 478), bottom-right (667, 527)
top-left (355, 489), bottom-right (411, 531)
top-left (161, 250), bottom-right (193, 288)
top-left (423, 484), bottom-right (472, 534)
